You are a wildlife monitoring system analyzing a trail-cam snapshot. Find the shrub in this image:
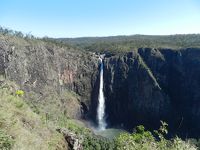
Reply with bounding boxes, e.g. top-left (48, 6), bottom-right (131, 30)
top-left (114, 125), bottom-right (155, 150)
top-left (15, 90), bottom-right (24, 97)
top-left (0, 130), bottom-right (13, 150)
top-left (82, 134), bottom-right (114, 150)
top-left (59, 119), bottom-right (115, 150)
top-left (14, 100), bottom-right (24, 108)
top-left (114, 121), bottom-right (197, 150)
